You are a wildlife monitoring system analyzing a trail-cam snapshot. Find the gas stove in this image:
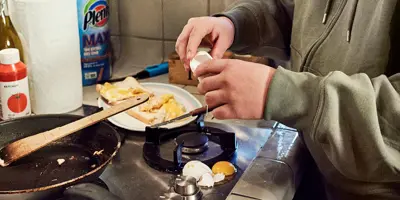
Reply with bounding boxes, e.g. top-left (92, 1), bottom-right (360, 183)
top-left (143, 115), bottom-right (237, 174)
top-left (68, 105), bottom-right (275, 200)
